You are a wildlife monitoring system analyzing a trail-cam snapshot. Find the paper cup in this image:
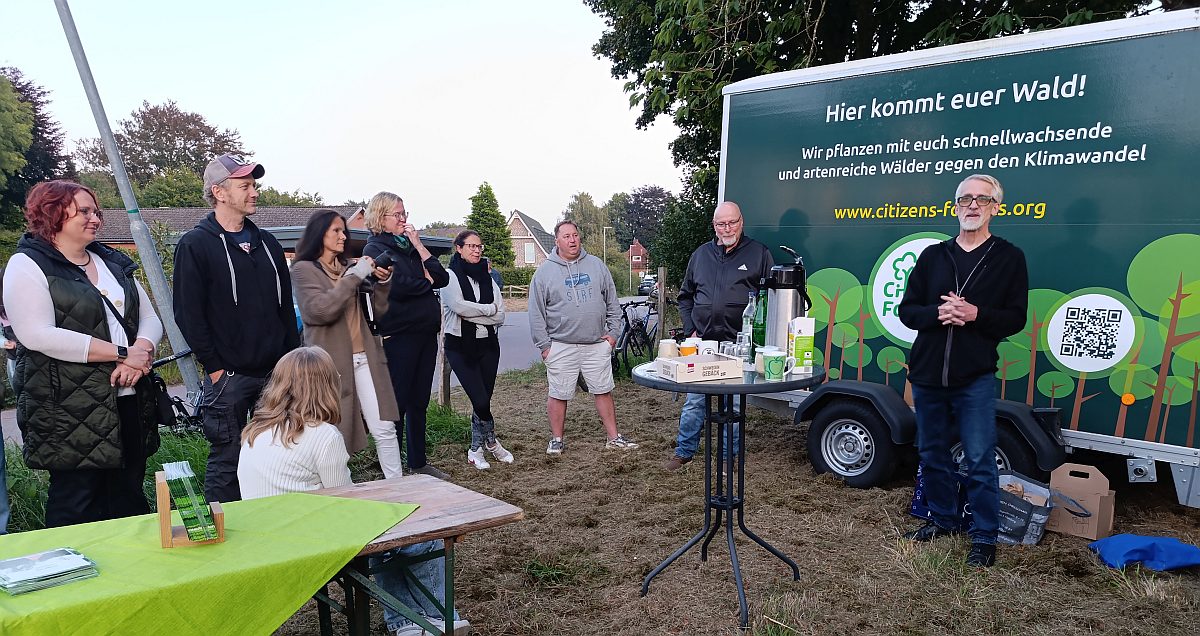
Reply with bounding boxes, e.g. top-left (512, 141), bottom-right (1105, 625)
top-left (657, 339), bottom-right (679, 358)
top-left (699, 340), bottom-right (718, 355)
